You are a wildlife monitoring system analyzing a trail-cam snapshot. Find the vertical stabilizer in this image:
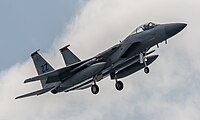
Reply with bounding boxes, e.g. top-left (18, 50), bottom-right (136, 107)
top-left (31, 50), bottom-right (54, 88)
top-left (60, 45), bottom-right (81, 66)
